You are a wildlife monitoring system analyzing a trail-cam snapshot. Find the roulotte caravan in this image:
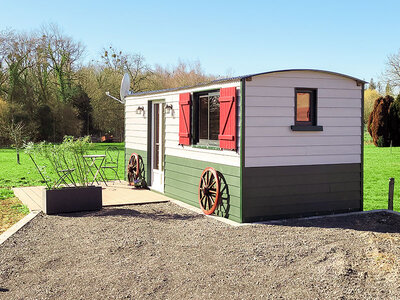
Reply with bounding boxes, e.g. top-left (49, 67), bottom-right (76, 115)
top-left (124, 69), bottom-right (365, 223)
